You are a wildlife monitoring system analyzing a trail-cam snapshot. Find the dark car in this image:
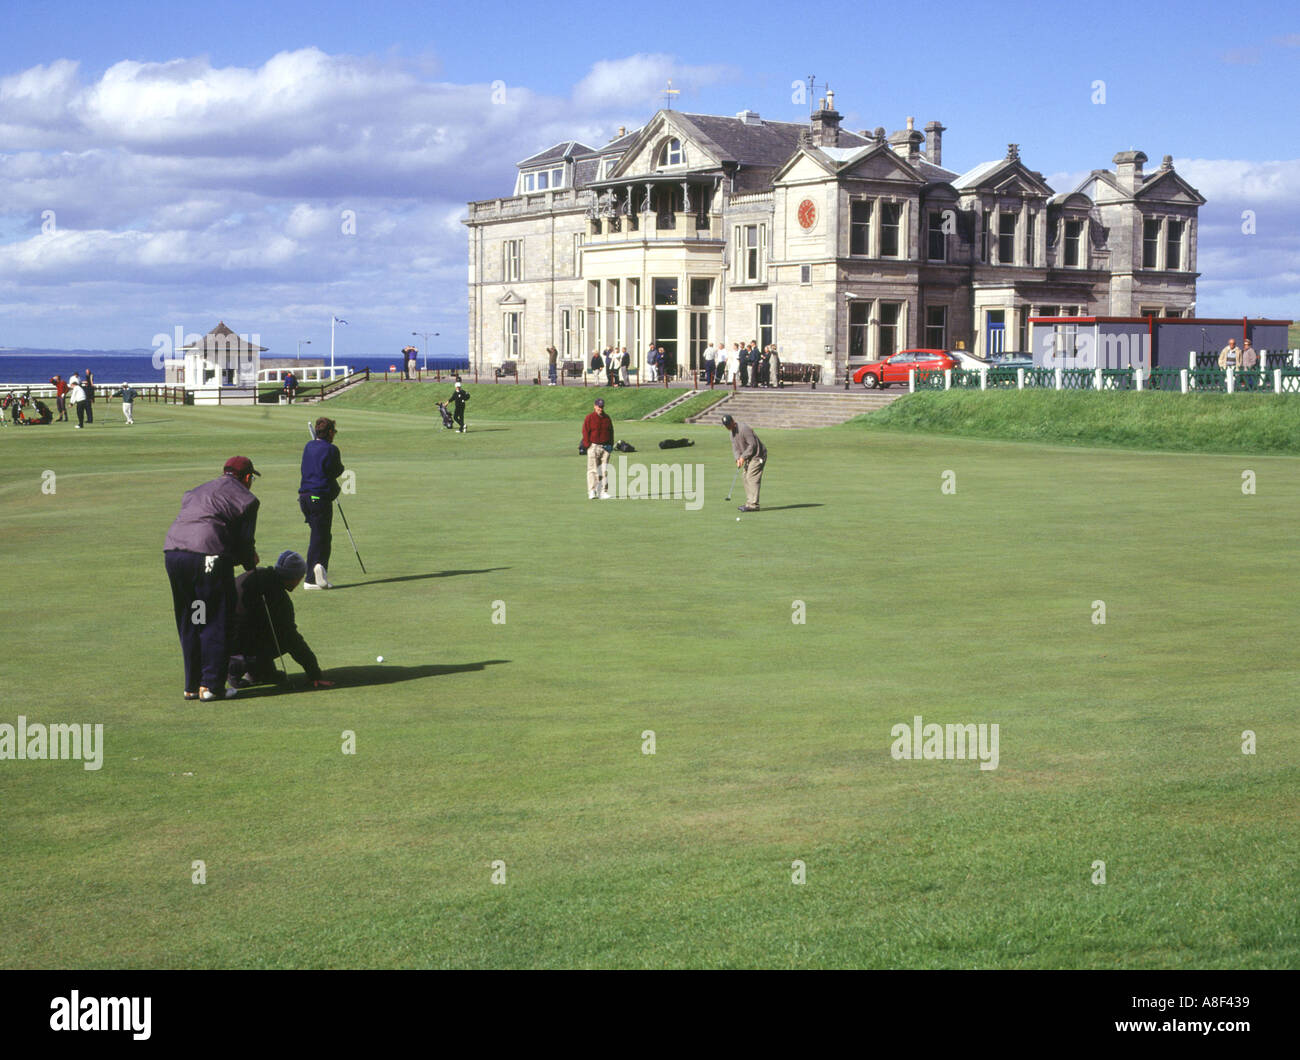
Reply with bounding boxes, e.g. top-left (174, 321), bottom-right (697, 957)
top-left (853, 349), bottom-right (959, 389)
top-left (988, 353), bottom-right (1034, 369)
